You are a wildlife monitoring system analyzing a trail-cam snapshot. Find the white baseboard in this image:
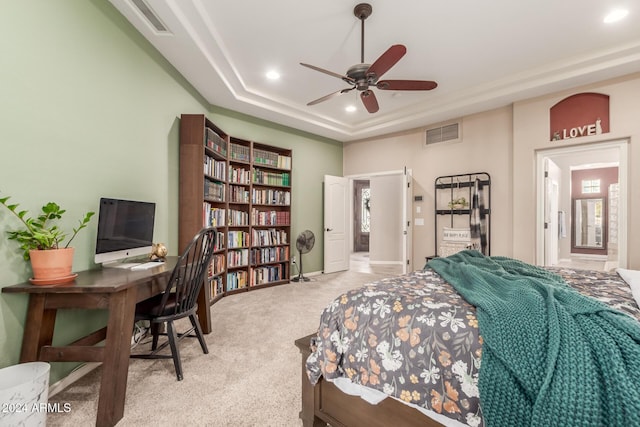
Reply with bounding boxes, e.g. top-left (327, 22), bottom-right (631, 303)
top-left (48, 362), bottom-right (101, 398)
top-left (570, 253), bottom-right (608, 260)
top-left (369, 260), bottom-right (403, 265)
